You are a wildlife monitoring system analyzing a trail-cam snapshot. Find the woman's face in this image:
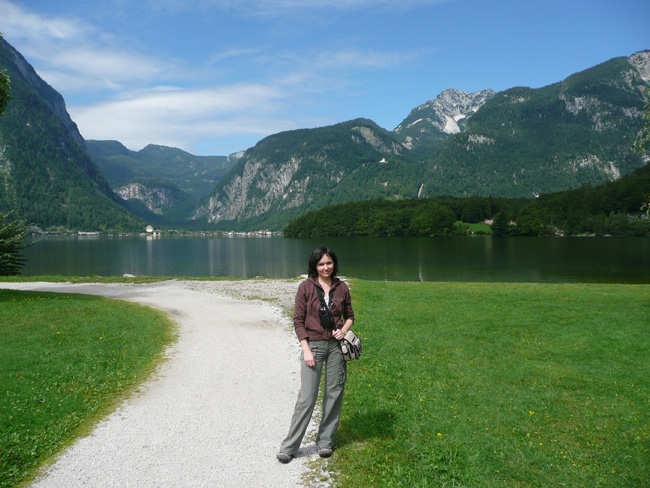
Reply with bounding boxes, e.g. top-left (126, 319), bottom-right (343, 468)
top-left (316, 254), bottom-right (334, 280)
